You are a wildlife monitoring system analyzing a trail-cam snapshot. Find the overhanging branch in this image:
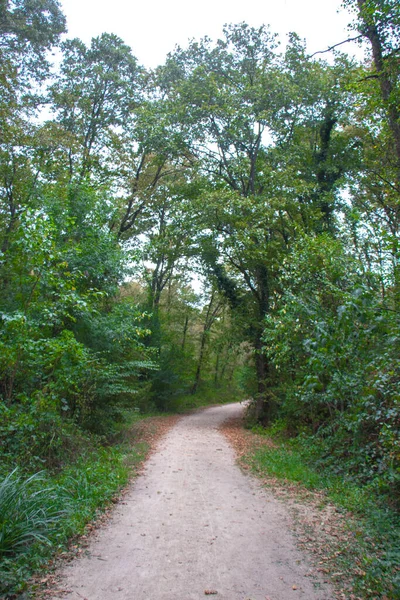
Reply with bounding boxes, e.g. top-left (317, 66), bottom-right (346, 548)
top-left (308, 35), bottom-right (363, 59)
